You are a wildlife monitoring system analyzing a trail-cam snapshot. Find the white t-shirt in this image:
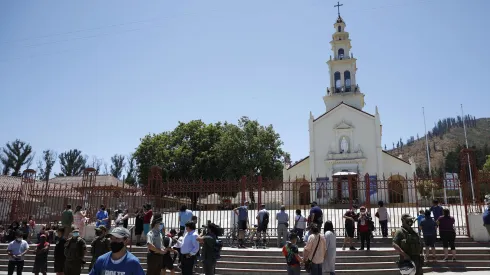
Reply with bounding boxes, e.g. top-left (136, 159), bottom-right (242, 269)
top-left (377, 207), bottom-right (388, 221)
top-left (294, 215), bottom-right (307, 229)
top-left (173, 236), bottom-right (183, 249)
